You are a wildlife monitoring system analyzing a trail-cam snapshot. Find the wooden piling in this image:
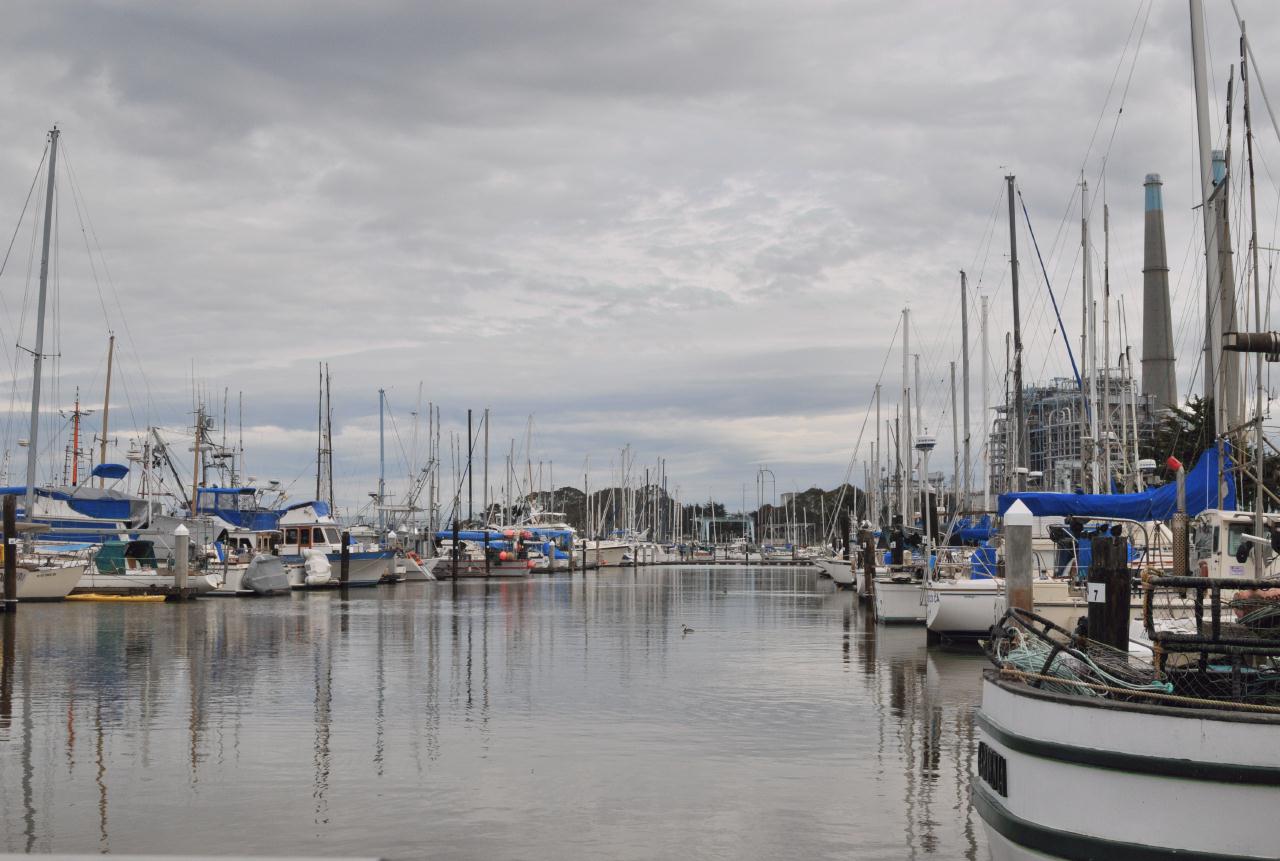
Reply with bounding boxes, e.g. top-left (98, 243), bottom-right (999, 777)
top-left (339, 531), bottom-right (351, 585)
top-left (2, 496), bottom-right (15, 613)
top-left (1087, 535), bottom-right (1130, 650)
